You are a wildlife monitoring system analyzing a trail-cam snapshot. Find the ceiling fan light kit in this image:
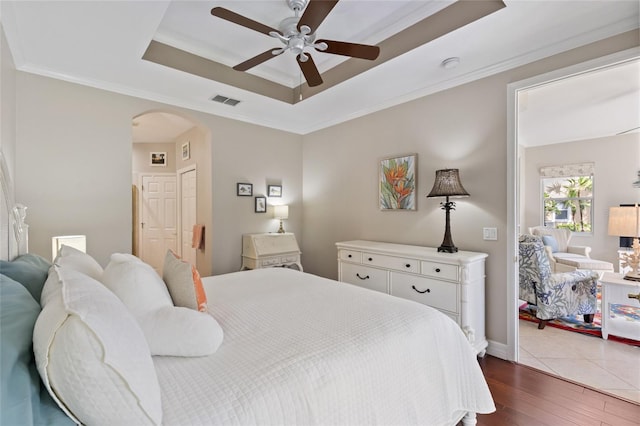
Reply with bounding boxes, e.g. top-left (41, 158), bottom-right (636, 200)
top-left (211, 0), bottom-right (380, 87)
